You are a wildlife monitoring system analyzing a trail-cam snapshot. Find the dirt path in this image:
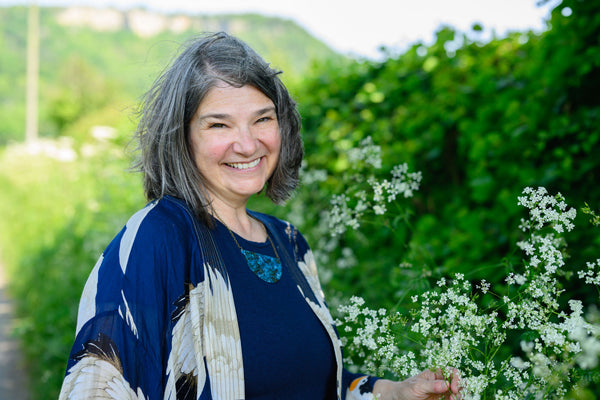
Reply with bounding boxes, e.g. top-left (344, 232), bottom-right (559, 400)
top-left (0, 262), bottom-right (30, 400)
